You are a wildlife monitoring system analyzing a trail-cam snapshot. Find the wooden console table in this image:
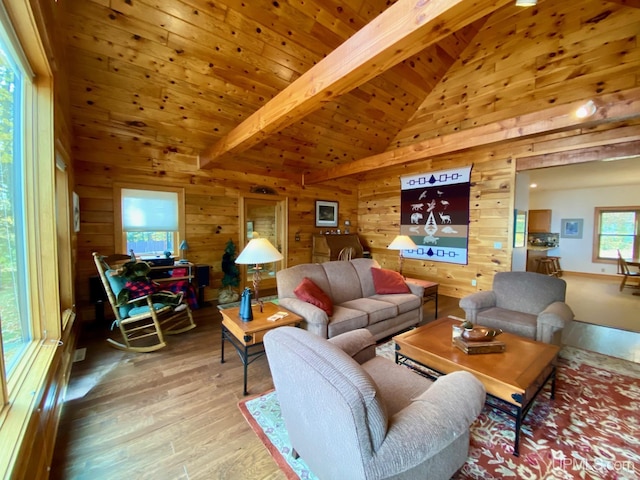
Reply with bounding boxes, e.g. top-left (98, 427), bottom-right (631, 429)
top-left (405, 278), bottom-right (439, 317)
